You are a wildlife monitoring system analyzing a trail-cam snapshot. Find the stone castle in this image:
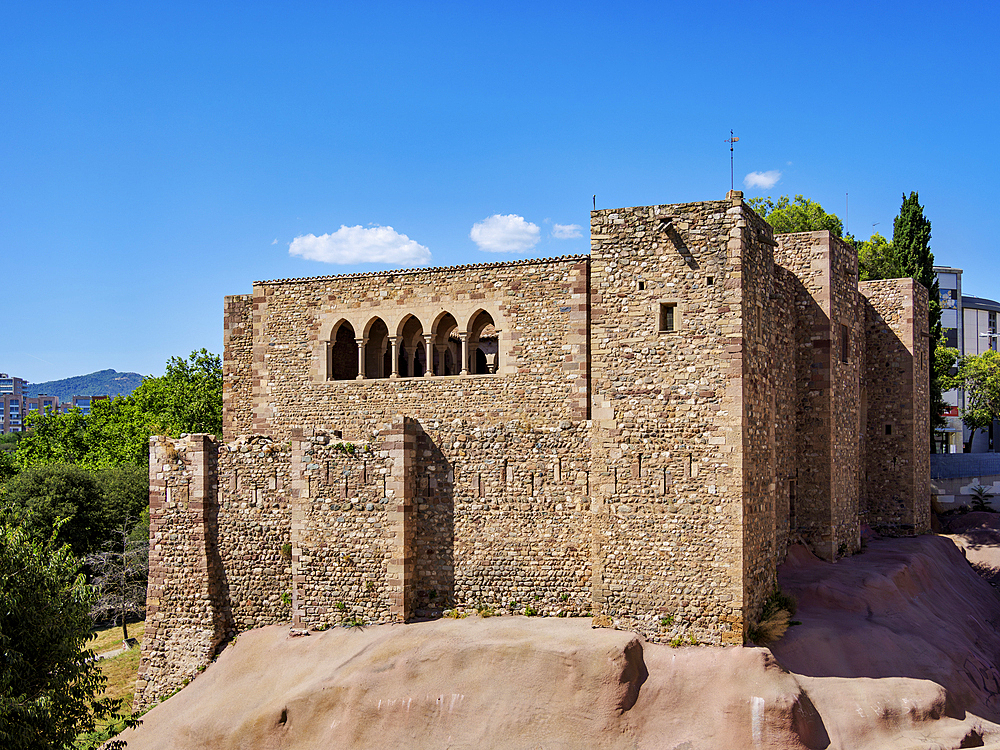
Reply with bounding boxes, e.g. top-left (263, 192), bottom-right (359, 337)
top-left (135, 191), bottom-right (930, 708)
